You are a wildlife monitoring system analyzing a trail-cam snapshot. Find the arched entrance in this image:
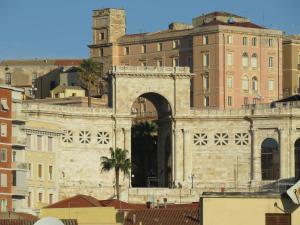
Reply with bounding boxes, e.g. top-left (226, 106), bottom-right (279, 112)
top-left (261, 138), bottom-right (280, 180)
top-left (295, 139), bottom-right (300, 180)
top-left (131, 92), bottom-right (172, 187)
